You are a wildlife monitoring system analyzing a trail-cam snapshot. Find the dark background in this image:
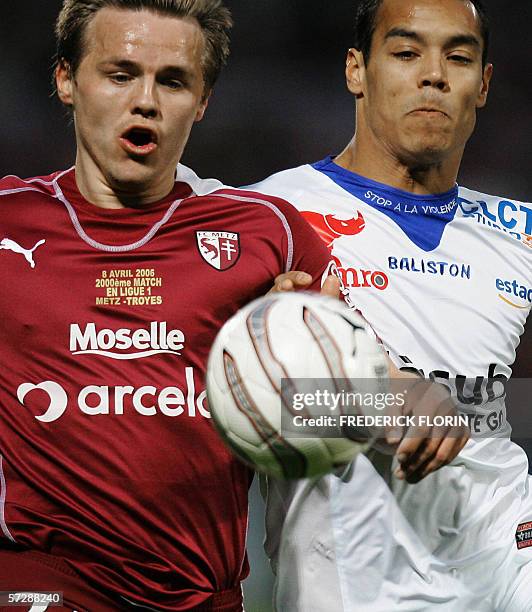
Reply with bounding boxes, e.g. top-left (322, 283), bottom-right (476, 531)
top-left (1, 1), bottom-right (531, 193)
top-left (1, 2), bottom-right (530, 609)
top-left (1, 2), bottom-right (531, 194)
